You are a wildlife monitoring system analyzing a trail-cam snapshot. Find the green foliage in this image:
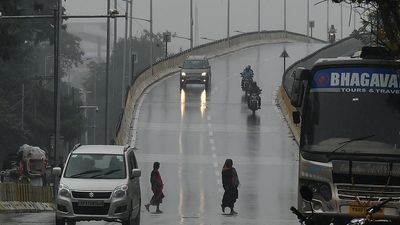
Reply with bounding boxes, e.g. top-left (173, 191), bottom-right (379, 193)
top-left (333, 0), bottom-right (400, 56)
top-left (0, 1), bottom-right (85, 163)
